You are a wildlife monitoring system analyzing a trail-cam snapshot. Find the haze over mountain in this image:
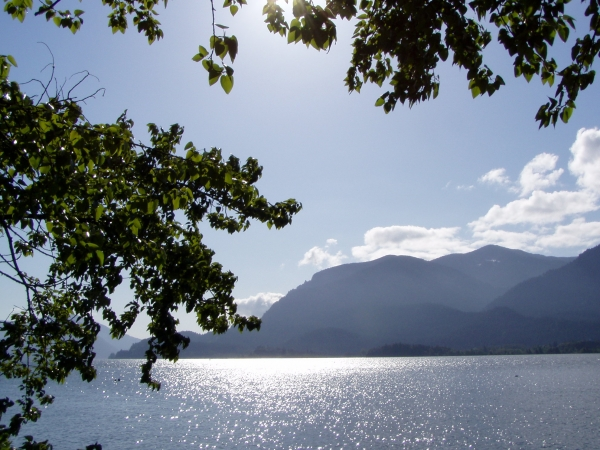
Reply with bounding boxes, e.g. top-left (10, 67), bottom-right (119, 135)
top-left (113, 245), bottom-right (599, 358)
